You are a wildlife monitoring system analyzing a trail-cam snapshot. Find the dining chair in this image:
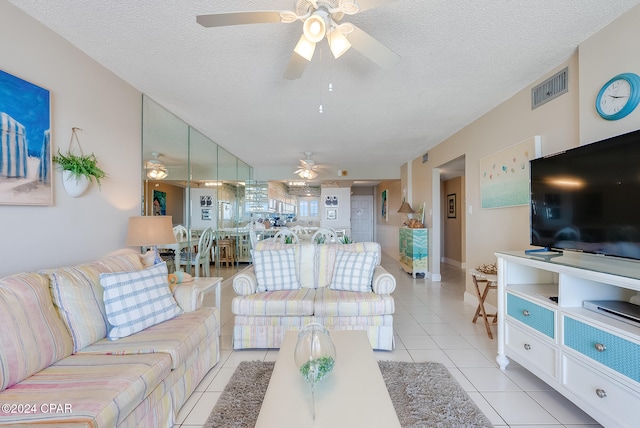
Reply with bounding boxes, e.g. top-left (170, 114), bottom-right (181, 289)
top-left (291, 225), bottom-right (309, 237)
top-left (312, 227), bottom-right (338, 244)
top-left (178, 227), bottom-right (214, 277)
top-left (273, 228), bottom-right (299, 244)
top-left (173, 225), bottom-right (188, 242)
